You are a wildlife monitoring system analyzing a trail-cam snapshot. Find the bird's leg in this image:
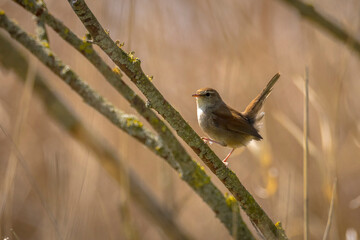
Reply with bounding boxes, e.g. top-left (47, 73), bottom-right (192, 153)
top-left (201, 137), bottom-right (226, 146)
top-left (222, 148), bottom-right (235, 166)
